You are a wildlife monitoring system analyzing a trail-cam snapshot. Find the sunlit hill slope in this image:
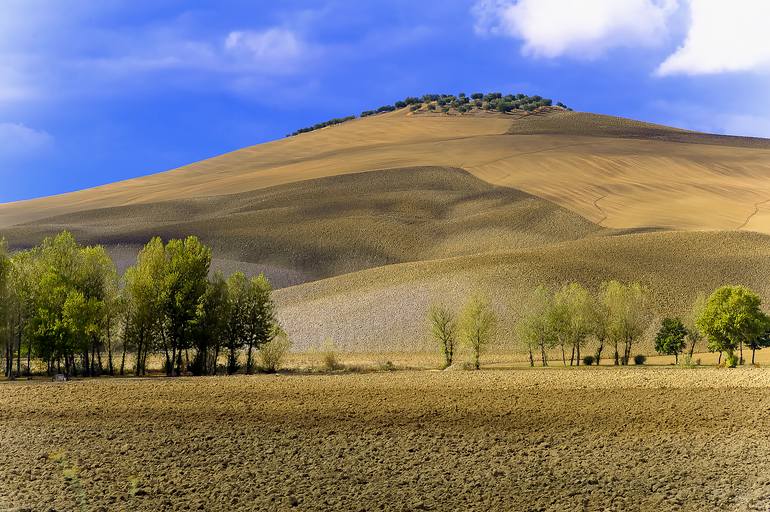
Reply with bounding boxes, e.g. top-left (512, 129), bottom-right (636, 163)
top-left (3, 105), bottom-right (770, 351)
